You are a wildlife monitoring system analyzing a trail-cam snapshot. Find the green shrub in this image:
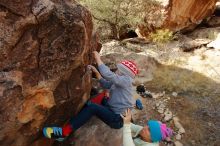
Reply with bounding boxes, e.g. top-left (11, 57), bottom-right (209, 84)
top-left (207, 31), bottom-right (218, 40)
top-left (149, 29), bottom-right (174, 43)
